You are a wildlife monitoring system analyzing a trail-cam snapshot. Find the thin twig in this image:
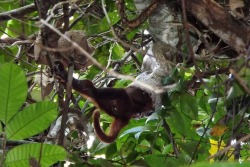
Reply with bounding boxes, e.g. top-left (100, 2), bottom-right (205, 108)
top-left (117, 0), bottom-right (163, 29)
top-left (101, 0), bottom-right (146, 55)
top-left (162, 119), bottom-right (179, 157)
top-left (57, 62), bottom-right (74, 146)
top-left (181, 0), bottom-right (196, 65)
top-left (189, 83), bottom-right (220, 164)
top-left (69, 0), bottom-right (99, 29)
